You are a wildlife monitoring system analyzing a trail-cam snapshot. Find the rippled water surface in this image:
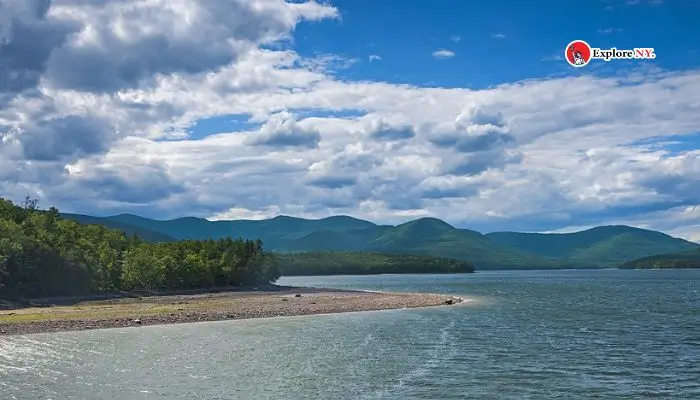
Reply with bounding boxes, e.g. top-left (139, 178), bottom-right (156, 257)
top-left (1, 269), bottom-right (699, 399)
